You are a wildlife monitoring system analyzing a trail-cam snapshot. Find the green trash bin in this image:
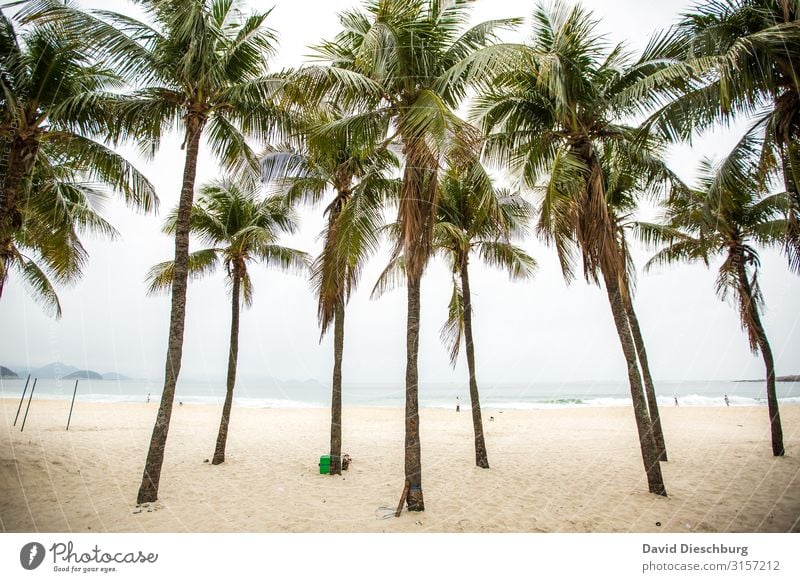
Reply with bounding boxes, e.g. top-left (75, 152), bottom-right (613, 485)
top-left (319, 455), bottom-right (331, 475)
